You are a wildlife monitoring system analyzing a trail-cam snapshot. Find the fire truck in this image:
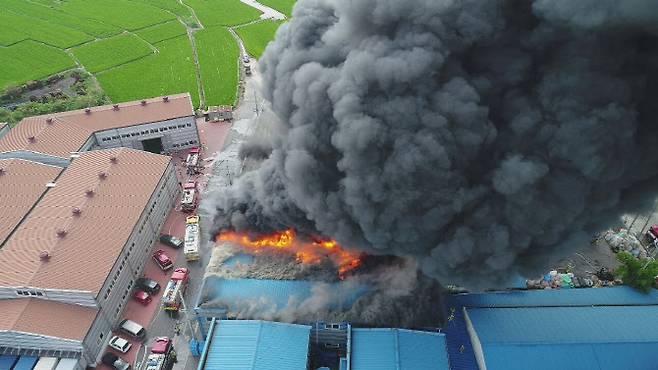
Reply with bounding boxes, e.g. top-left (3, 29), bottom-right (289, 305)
top-left (185, 147), bottom-right (202, 175)
top-left (161, 267), bottom-right (189, 315)
top-left (184, 215), bottom-right (200, 261)
top-left (145, 337), bottom-right (176, 370)
top-left (180, 182), bottom-right (197, 212)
